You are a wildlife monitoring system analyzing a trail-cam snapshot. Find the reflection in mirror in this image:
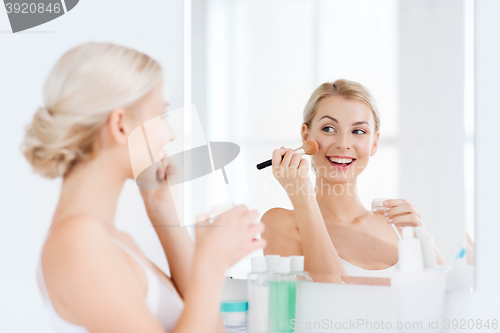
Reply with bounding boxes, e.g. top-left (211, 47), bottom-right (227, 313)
top-left (192, 0), bottom-right (474, 289)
